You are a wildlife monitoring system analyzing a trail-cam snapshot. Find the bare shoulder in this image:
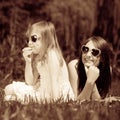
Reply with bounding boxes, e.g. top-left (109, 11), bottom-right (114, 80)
top-left (68, 59), bottom-right (78, 69)
top-left (68, 59), bottom-right (79, 75)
